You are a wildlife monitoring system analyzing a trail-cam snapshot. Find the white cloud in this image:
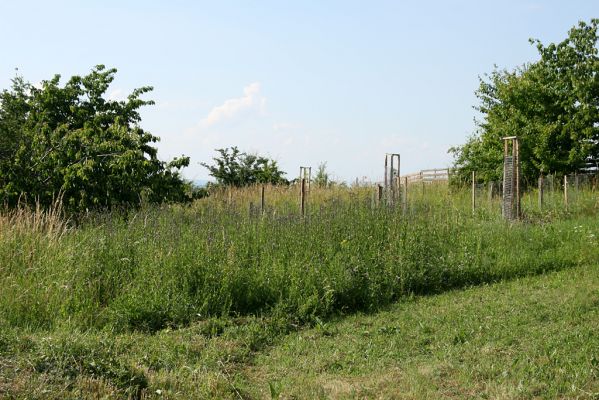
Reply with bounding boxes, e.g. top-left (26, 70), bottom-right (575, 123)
top-left (198, 82), bottom-right (266, 129)
top-left (107, 88), bottom-right (126, 101)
